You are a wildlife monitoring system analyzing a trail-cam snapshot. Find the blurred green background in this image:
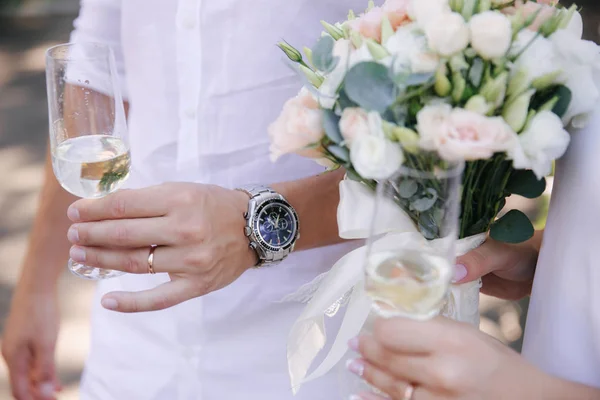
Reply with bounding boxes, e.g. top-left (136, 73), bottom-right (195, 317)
top-left (0, 0), bottom-right (599, 398)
